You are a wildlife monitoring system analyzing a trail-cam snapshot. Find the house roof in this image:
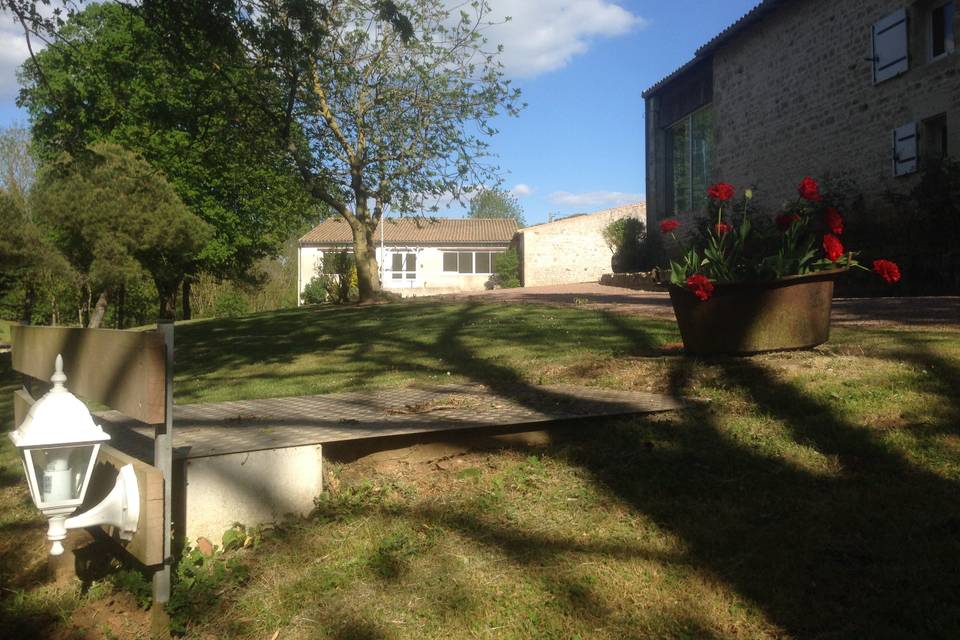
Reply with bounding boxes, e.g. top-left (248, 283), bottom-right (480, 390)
top-left (642, 0), bottom-right (788, 98)
top-left (299, 217), bottom-right (518, 246)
